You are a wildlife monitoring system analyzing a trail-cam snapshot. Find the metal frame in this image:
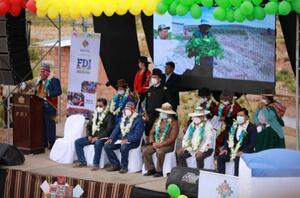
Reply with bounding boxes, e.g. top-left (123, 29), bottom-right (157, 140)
top-left (296, 14), bottom-right (300, 150)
